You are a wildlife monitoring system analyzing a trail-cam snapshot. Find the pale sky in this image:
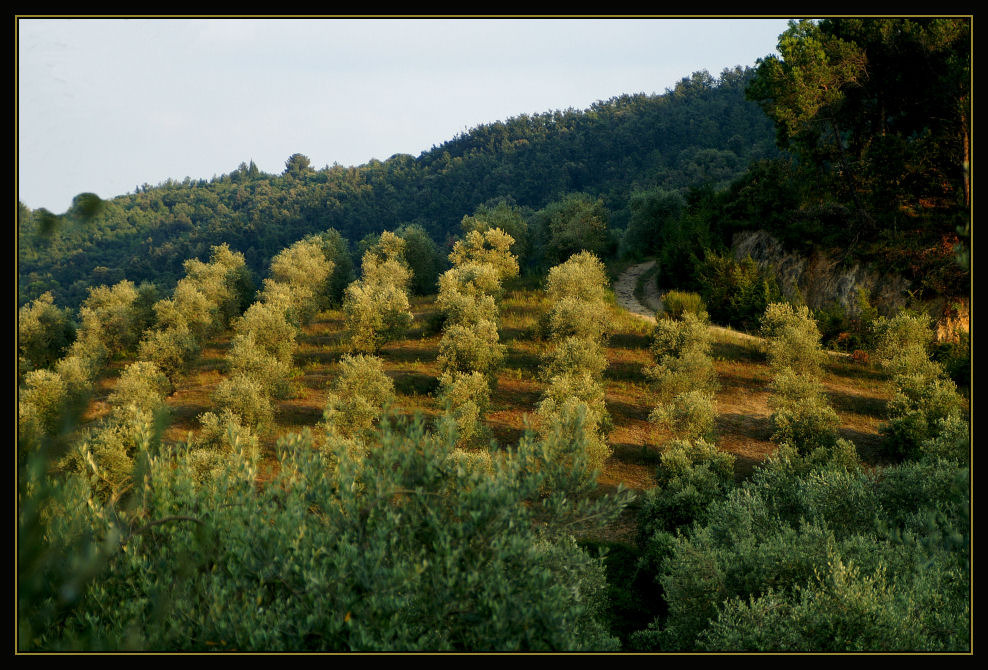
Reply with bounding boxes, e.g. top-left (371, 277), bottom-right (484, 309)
top-left (17, 17), bottom-right (792, 214)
